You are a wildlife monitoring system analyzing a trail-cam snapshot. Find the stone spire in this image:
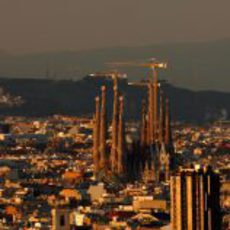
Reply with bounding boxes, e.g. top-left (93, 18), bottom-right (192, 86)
top-left (157, 97), bottom-right (174, 182)
top-left (153, 67), bottom-right (158, 141)
top-left (165, 97), bottom-right (171, 145)
top-left (148, 81), bottom-right (154, 144)
top-left (93, 96), bottom-right (100, 174)
top-left (99, 85), bottom-right (107, 170)
top-left (158, 90), bottom-right (165, 144)
top-left (141, 100), bottom-right (147, 148)
top-left (140, 100), bottom-right (147, 169)
top-left (110, 76), bottom-right (118, 172)
top-left (117, 95), bottom-right (125, 174)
